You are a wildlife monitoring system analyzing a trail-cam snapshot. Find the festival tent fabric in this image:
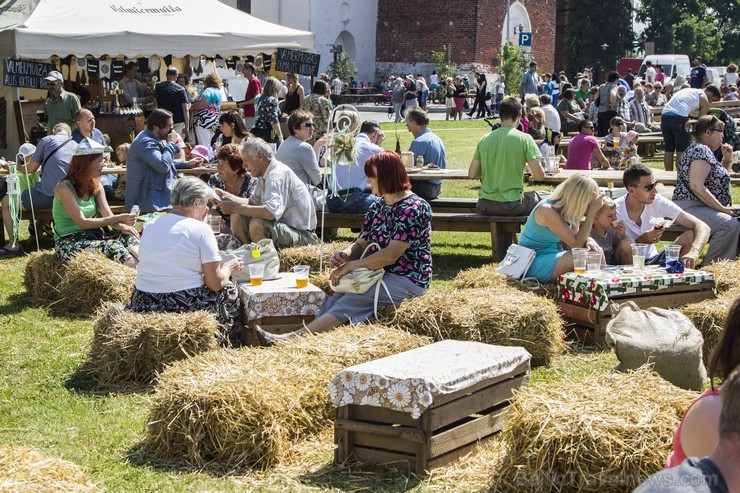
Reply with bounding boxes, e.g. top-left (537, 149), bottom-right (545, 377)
top-left (0, 0), bottom-right (314, 59)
